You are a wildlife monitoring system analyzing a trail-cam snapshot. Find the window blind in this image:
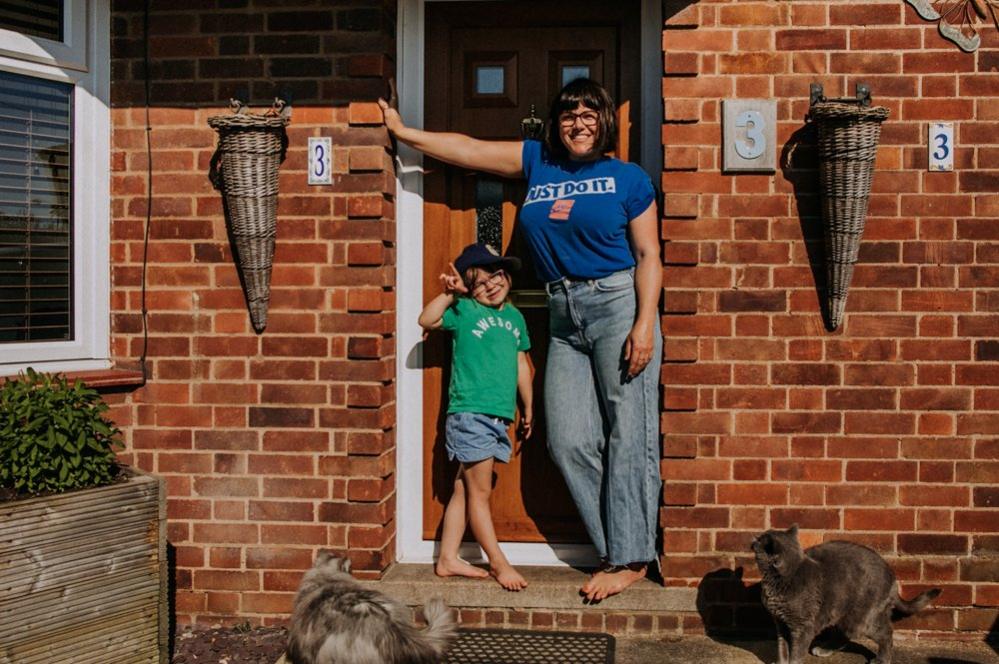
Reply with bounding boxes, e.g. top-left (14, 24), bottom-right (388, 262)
top-left (0, 69), bottom-right (72, 343)
top-left (0, 1), bottom-right (62, 42)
